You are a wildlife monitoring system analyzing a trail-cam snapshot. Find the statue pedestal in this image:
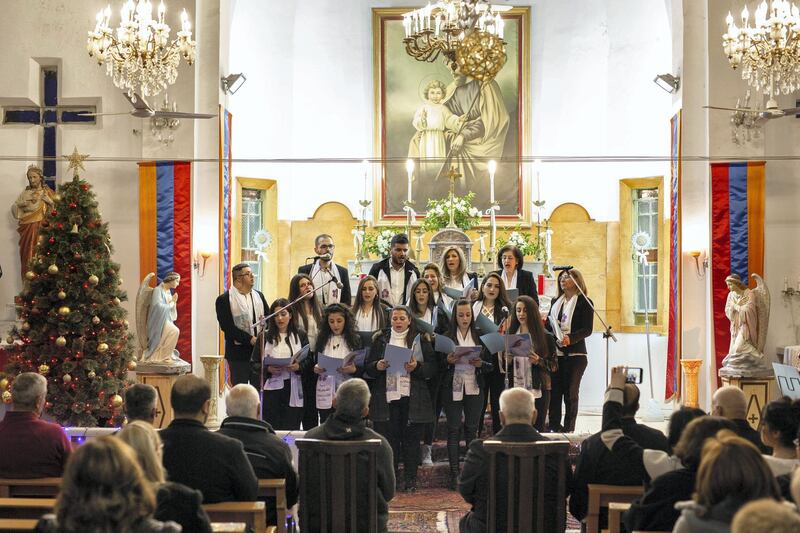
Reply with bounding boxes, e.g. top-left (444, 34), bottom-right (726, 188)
top-left (680, 359), bottom-right (703, 408)
top-left (200, 355), bottom-right (224, 430)
top-left (135, 366), bottom-right (190, 429)
top-left (720, 374), bottom-right (777, 430)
